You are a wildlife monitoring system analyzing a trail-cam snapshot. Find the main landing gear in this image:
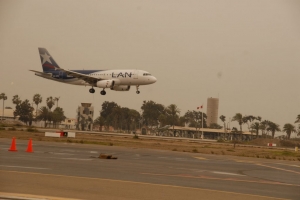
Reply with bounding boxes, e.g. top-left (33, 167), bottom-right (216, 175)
top-left (89, 88), bottom-right (106, 95)
top-left (136, 85), bottom-right (140, 94)
top-left (89, 88), bottom-right (95, 93)
top-left (100, 90), bottom-right (106, 95)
